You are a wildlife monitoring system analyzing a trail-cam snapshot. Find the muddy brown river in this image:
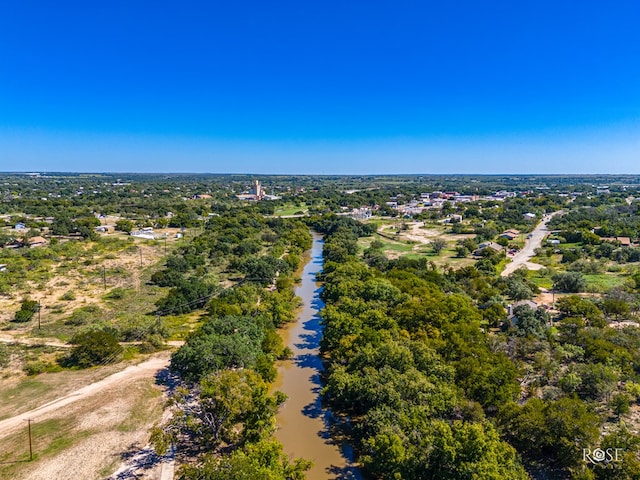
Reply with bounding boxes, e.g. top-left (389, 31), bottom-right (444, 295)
top-left (274, 232), bottom-right (362, 480)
